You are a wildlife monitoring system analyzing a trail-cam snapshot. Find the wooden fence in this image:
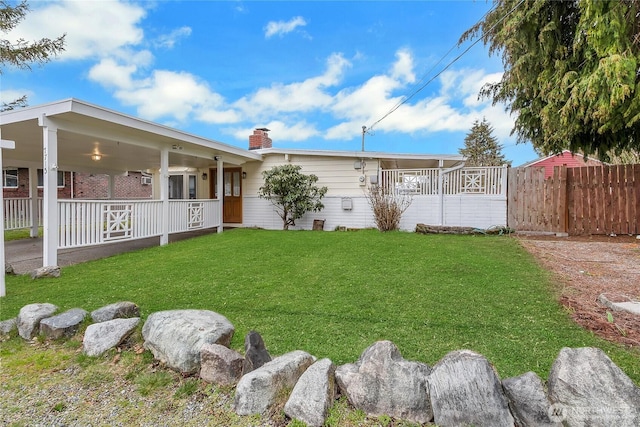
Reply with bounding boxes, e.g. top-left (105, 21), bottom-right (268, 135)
top-left (507, 164), bottom-right (640, 235)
